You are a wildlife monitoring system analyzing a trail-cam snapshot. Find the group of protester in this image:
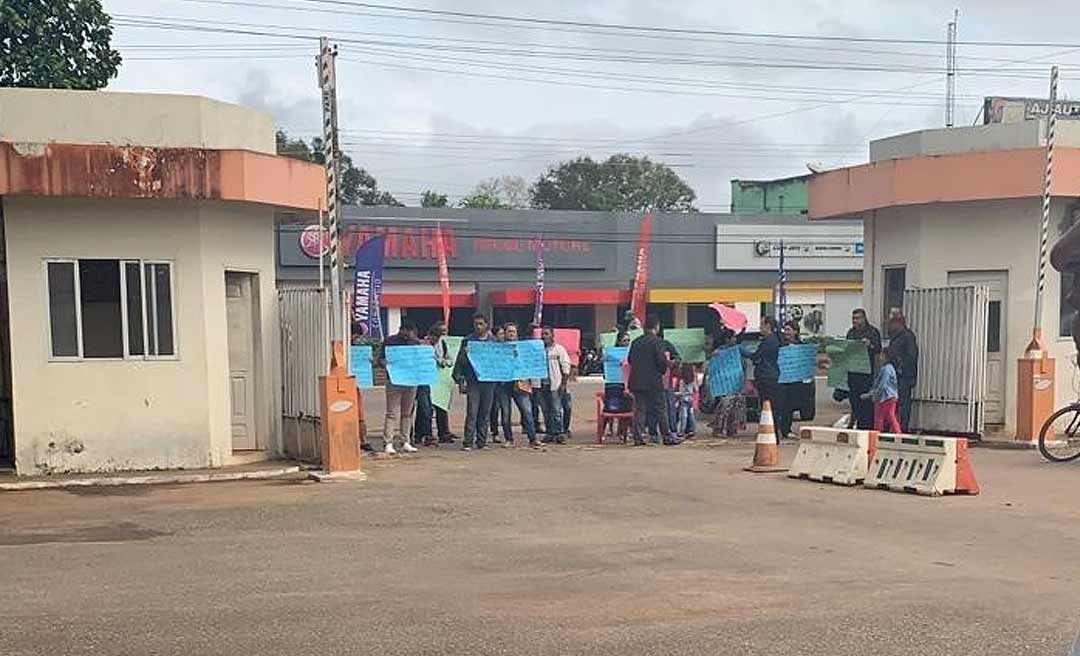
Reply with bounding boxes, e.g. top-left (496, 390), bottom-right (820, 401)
top-left (376, 314), bottom-right (575, 454)
top-left (373, 305), bottom-right (920, 455)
